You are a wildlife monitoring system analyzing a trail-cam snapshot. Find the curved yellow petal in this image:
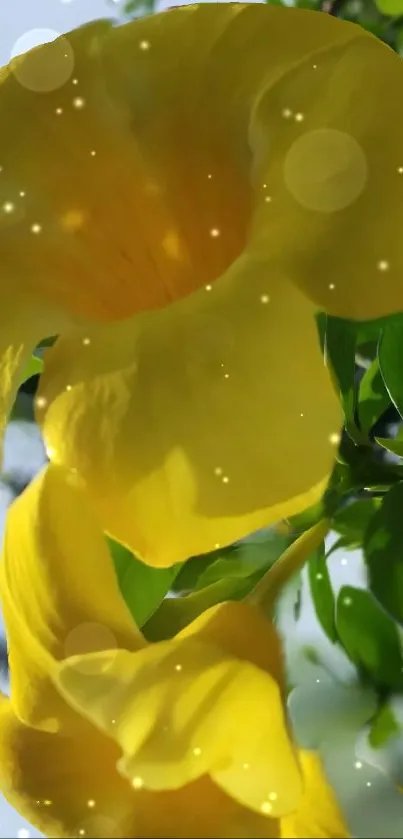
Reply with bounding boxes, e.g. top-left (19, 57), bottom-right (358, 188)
top-left (38, 252), bottom-right (341, 566)
top-left (281, 751), bottom-right (350, 838)
top-left (0, 5), bottom-right (367, 321)
top-left (0, 695), bottom-right (140, 839)
top-left (0, 464), bottom-right (143, 732)
top-left (56, 602), bottom-right (302, 819)
top-left (249, 32), bottom-right (403, 320)
top-left (0, 692), bottom-right (279, 839)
